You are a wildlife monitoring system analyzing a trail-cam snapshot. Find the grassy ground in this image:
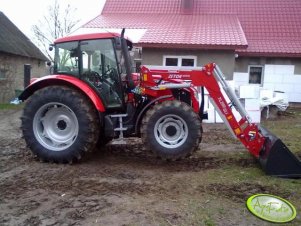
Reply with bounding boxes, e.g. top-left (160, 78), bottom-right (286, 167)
top-left (262, 108), bottom-right (301, 155)
top-left (0, 103), bottom-right (24, 110)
